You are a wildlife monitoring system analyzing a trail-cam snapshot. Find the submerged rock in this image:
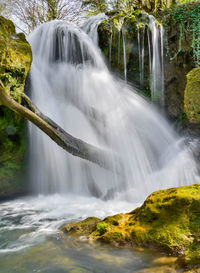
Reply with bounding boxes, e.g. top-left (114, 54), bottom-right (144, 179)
top-left (184, 67), bottom-right (200, 124)
top-left (0, 16), bottom-right (32, 198)
top-left (62, 184), bottom-right (200, 270)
